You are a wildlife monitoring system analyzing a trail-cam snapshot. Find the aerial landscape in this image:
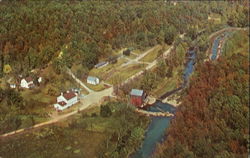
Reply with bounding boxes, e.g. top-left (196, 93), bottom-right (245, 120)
top-left (0, 0), bottom-right (249, 158)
